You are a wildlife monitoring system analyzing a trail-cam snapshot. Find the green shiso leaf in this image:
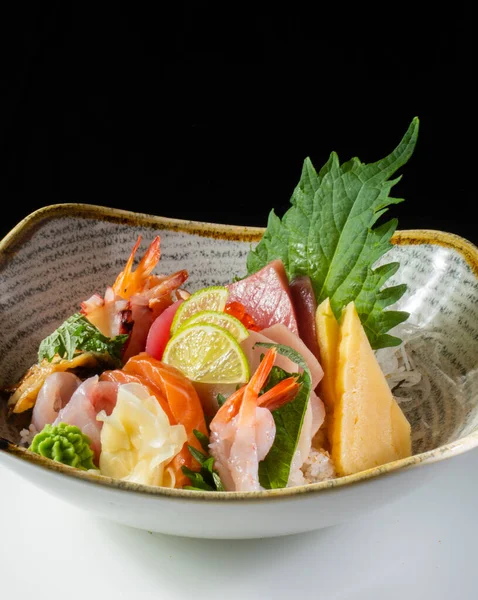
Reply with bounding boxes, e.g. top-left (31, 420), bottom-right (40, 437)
top-left (246, 117), bottom-right (419, 349)
top-left (257, 343), bottom-right (311, 490)
top-left (38, 312), bottom-right (129, 363)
